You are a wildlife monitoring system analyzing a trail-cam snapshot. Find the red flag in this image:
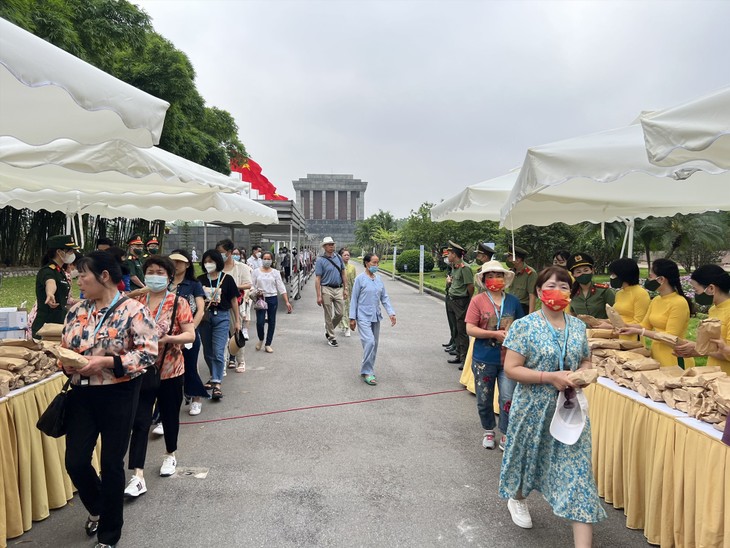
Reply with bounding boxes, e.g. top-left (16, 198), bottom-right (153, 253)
top-left (231, 158), bottom-right (279, 199)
